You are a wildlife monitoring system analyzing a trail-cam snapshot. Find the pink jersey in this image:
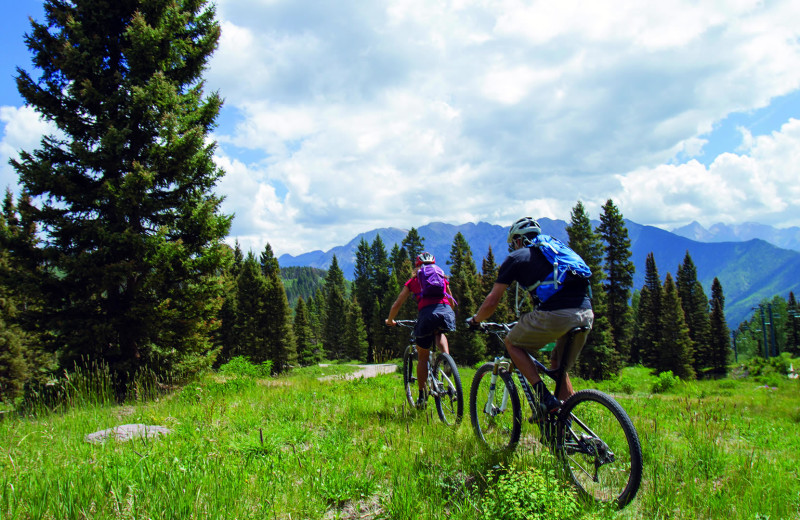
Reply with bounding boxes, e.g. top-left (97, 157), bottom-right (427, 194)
top-left (405, 276), bottom-right (451, 310)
